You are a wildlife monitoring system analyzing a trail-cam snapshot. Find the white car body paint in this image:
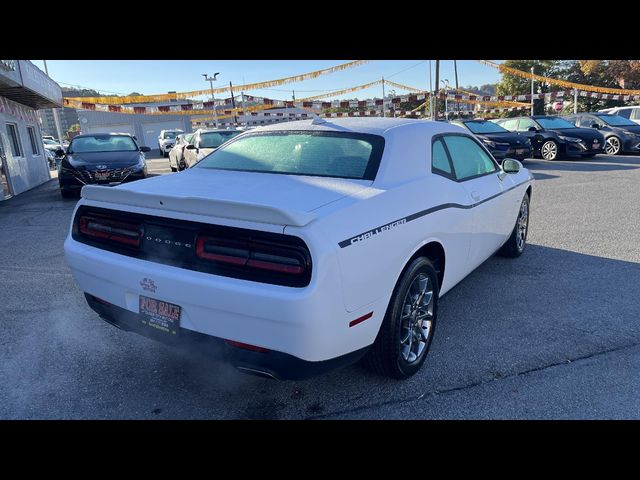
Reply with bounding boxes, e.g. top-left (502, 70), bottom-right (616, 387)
top-left (64, 118), bottom-right (533, 364)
